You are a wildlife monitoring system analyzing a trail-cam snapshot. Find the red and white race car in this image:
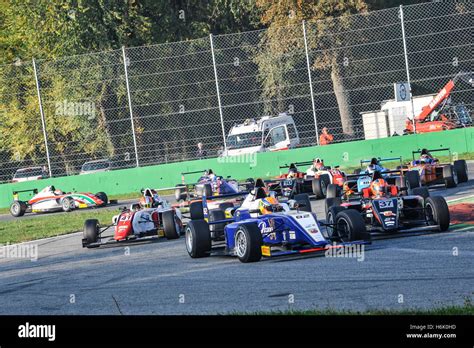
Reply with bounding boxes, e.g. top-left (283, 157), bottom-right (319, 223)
top-left (10, 186), bottom-right (108, 217)
top-left (82, 188), bottom-right (183, 248)
top-left (271, 158), bottom-right (347, 199)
